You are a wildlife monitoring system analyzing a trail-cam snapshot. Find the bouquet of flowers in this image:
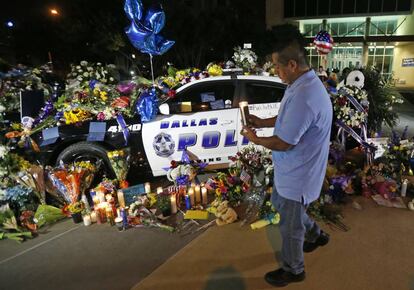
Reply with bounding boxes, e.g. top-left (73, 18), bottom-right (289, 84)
top-left (66, 61), bottom-right (118, 86)
top-left (333, 85), bottom-right (369, 128)
top-left (48, 161), bottom-right (96, 204)
top-left (230, 145), bottom-right (273, 187)
top-left (0, 185), bottom-right (37, 216)
top-left (107, 148), bottom-right (130, 188)
top-left (207, 172), bottom-right (248, 206)
top-left (0, 64), bottom-right (52, 114)
top-left (166, 151), bottom-right (207, 186)
top-left (232, 46), bottom-right (258, 72)
top-left (15, 165), bottom-right (46, 205)
top-left (0, 203), bottom-right (32, 242)
top-left (380, 128), bottom-right (414, 177)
